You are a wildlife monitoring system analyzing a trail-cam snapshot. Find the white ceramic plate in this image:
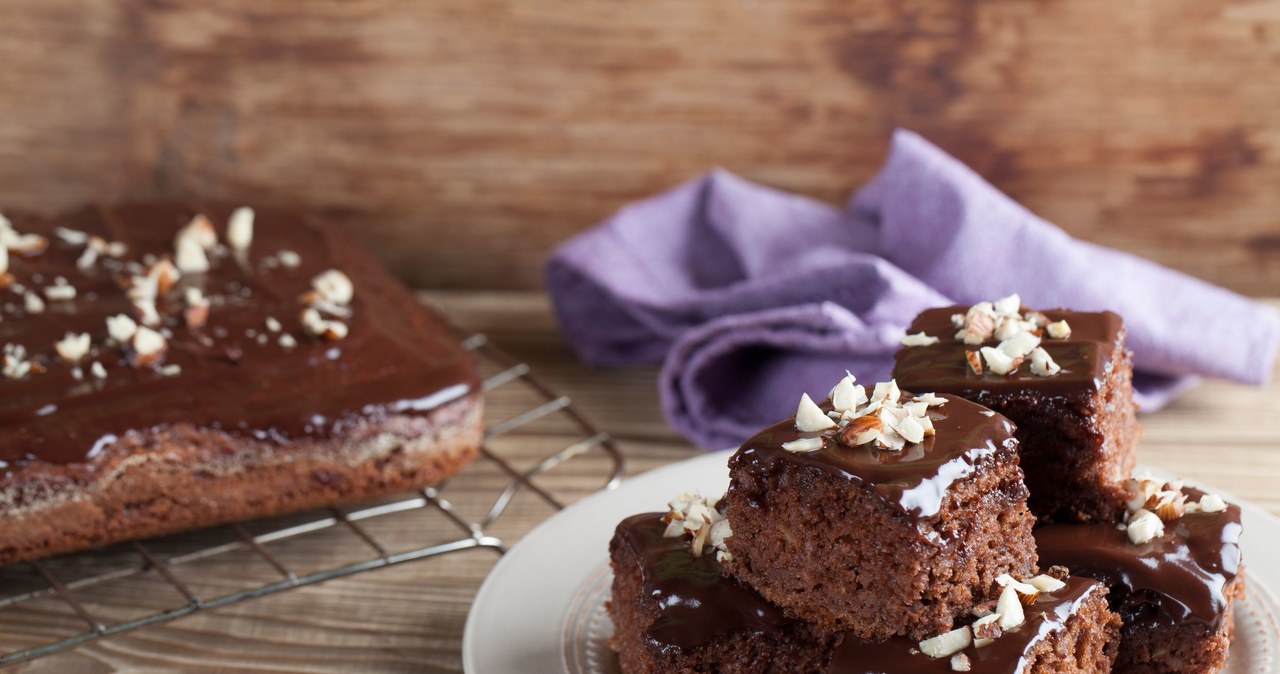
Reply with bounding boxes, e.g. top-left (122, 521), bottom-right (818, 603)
top-left (463, 451), bottom-right (1280, 674)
